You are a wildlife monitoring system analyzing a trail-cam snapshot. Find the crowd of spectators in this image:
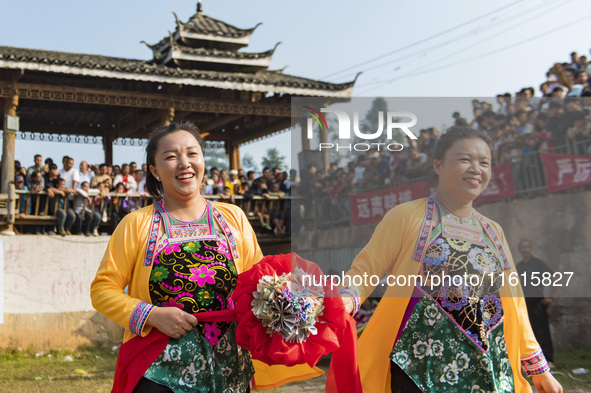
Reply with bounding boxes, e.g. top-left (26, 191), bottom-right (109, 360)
top-left (6, 50), bottom-right (591, 233)
top-left (303, 51), bottom-right (591, 202)
top-left (9, 153), bottom-right (298, 237)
